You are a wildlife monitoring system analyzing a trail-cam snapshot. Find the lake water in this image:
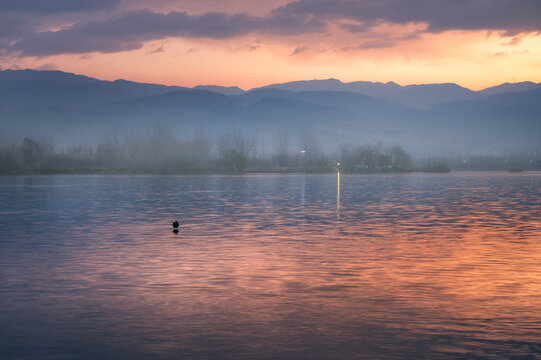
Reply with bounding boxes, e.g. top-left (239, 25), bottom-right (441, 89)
top-left (1, 173), bottom-right (540, 359)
